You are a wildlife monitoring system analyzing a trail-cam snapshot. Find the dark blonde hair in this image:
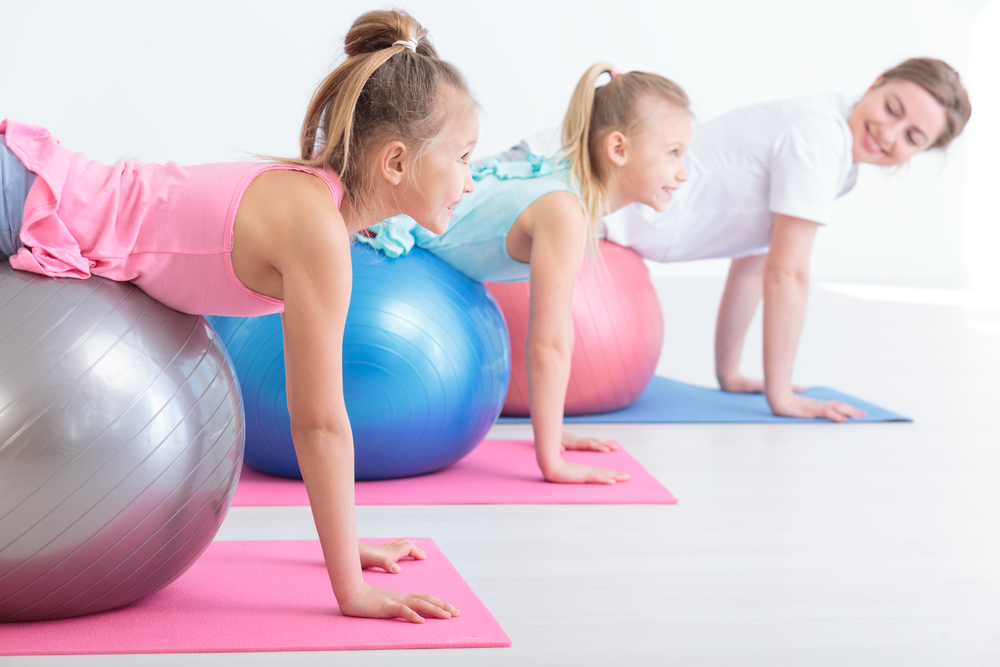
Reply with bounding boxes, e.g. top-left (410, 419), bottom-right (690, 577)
top-left (878, 58), bottom-right (971, 149)
top-left (561, 63), bottom-right (690, 251)
top-left (296, 10), bottom-right (473, 210)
